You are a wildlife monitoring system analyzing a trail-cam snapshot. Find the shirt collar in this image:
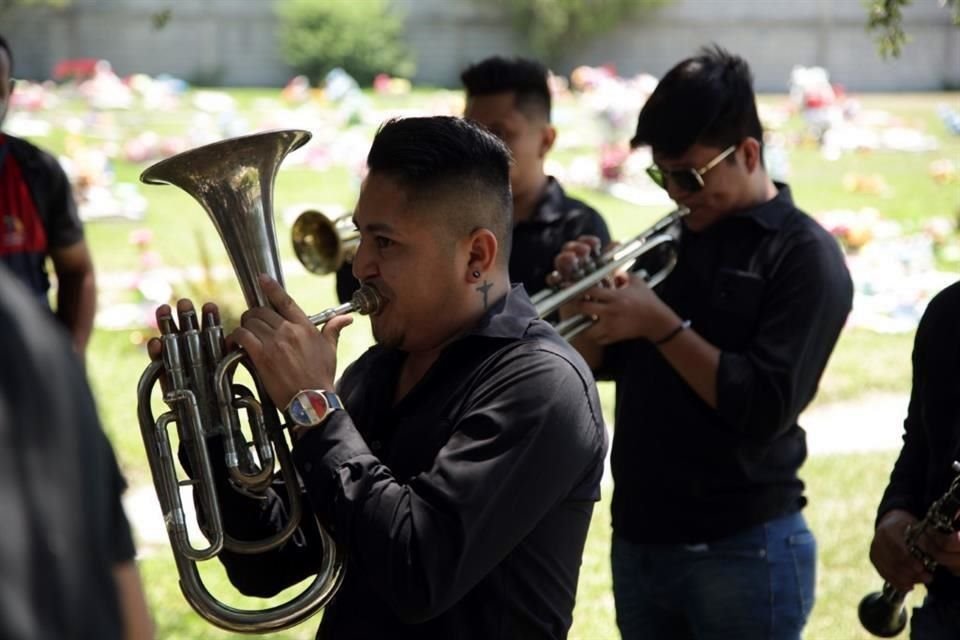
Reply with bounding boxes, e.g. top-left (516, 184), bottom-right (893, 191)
top-left (527, 176), bottom-right (566, 225)
top-left (729, 182), bottom-right (794, 230)
top-left (465, 284), bottom-right (539, 340)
